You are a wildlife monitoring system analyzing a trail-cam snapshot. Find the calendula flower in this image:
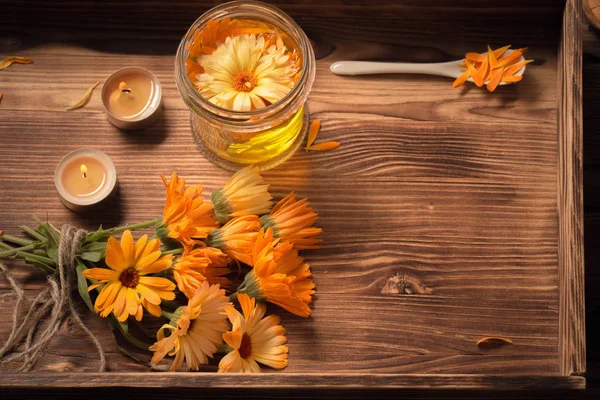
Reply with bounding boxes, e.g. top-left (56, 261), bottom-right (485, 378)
top-left (211, 166), bottom-right (272, 224)
top-left (157, 172), bottom-right (219, 248)
top-left (83, 230), bottom-right (175, 322)
top-left (207, 215), bottom-right (260, 266)
top-left (195, 34), bottom-right (298, 111)
top-left (260, 192), bottom-right (322, 250)
top-left (150, 281), bottom-right (230, 371)
top-left (173, 246), bottom-right (231, 298)
top-left (219, 293), bottom-right (288, 373)
top-left (238, 228), bottom-right (315, 317)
